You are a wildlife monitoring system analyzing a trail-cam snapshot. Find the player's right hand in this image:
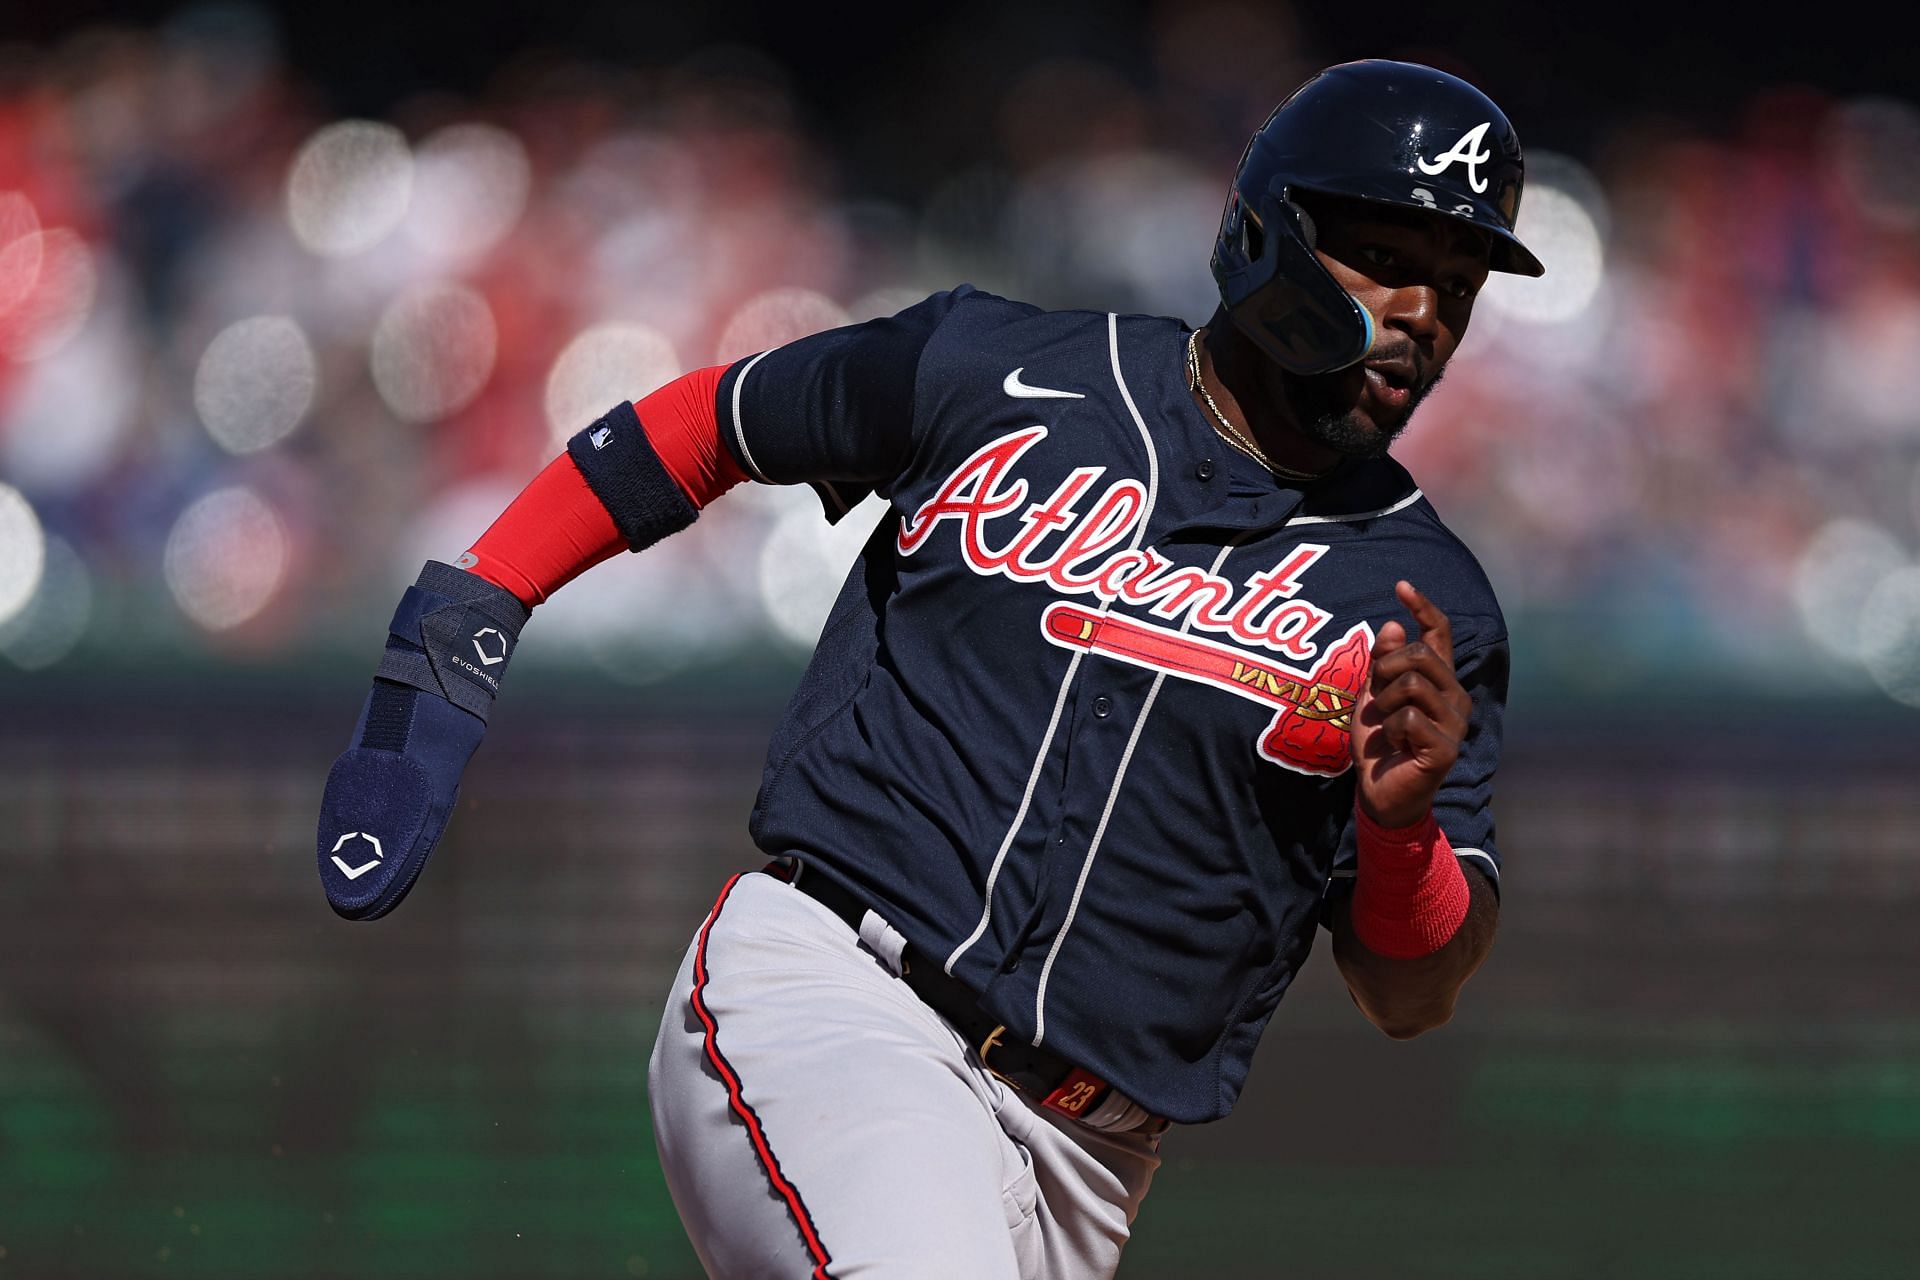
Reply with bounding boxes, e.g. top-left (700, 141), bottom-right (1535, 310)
top-left (315, 561), bottom-right (529, 920)
top-left (1350, 579), bottom-right (1471, 830)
